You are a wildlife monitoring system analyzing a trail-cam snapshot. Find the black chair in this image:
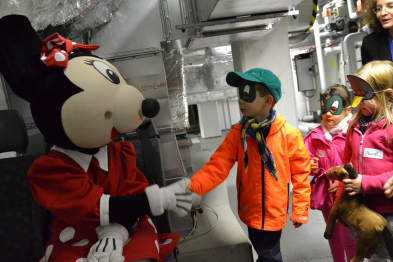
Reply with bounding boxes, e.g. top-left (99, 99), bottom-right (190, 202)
top-left (0, 109), bottom-right (49, 262)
